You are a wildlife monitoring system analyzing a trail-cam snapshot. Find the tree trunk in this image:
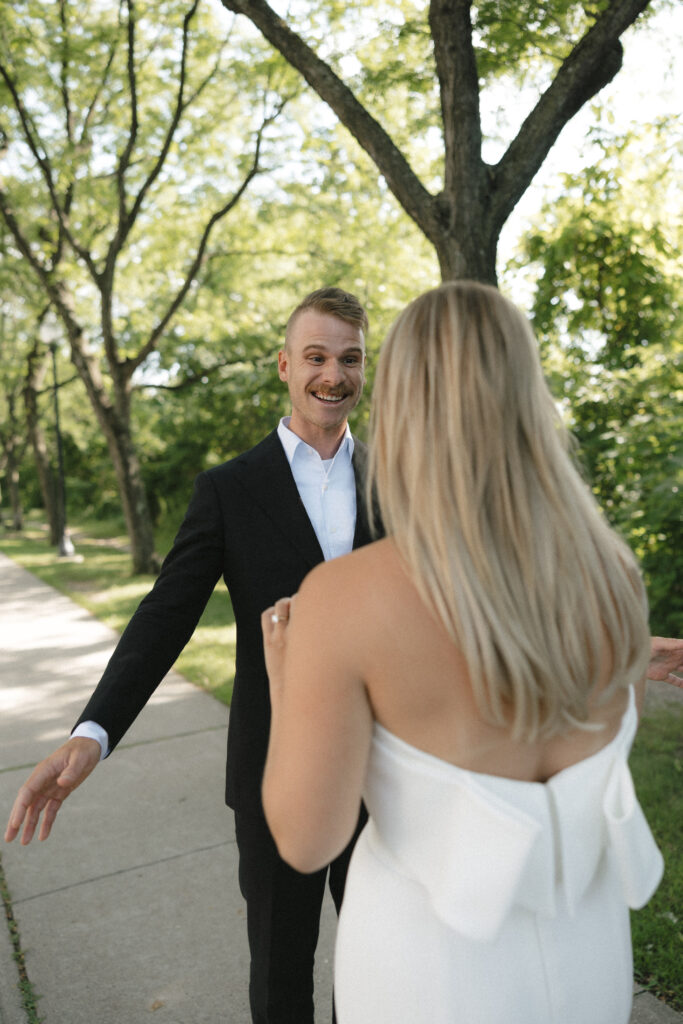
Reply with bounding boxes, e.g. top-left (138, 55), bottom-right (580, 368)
top-left (2, 396), bottom-right (24, 531)
top-left (63, 340), bottom-right (159, 573)
top-left (104, 412), bottom-right (160, 576)
top-left (7, 457), bottom-right (23, 530)
top-left (427, 193), bottom-right (499, 285)
top-left (89, 390), bottom-right (160, 576)
top-left (24, 347), bottom-right (60, 544)
top-left (57, 292), bottom-right (160, 575)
